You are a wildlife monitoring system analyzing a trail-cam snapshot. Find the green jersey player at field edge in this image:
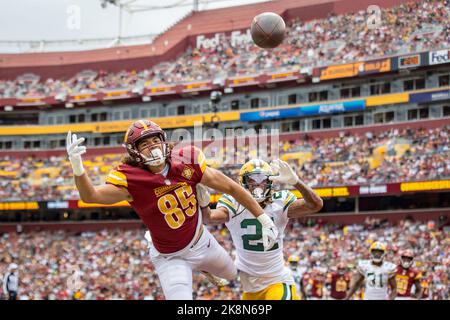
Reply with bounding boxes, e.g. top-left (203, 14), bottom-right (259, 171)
top-left (198, 159), bottom-right (323, 300)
